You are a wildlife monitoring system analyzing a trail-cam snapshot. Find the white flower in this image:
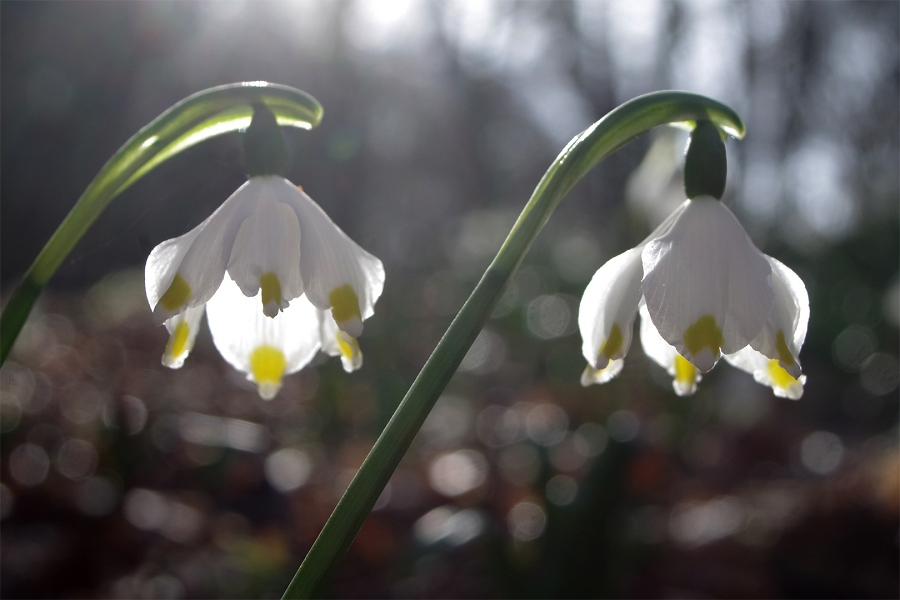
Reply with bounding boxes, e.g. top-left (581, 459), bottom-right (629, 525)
top-left (579, 195), bottom-right (808, 398)
top-left (145, 175), bottom-right (384, 398)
